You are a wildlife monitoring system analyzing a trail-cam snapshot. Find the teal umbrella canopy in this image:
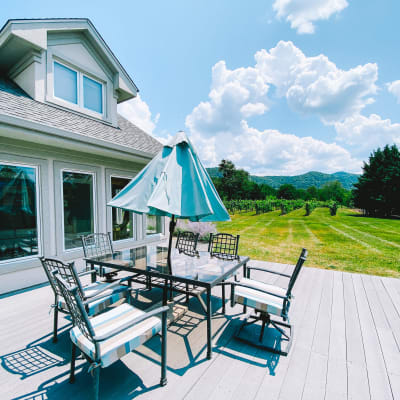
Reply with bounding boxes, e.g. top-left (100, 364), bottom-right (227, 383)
top-left (108, 131), bottom-right (230, 222)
